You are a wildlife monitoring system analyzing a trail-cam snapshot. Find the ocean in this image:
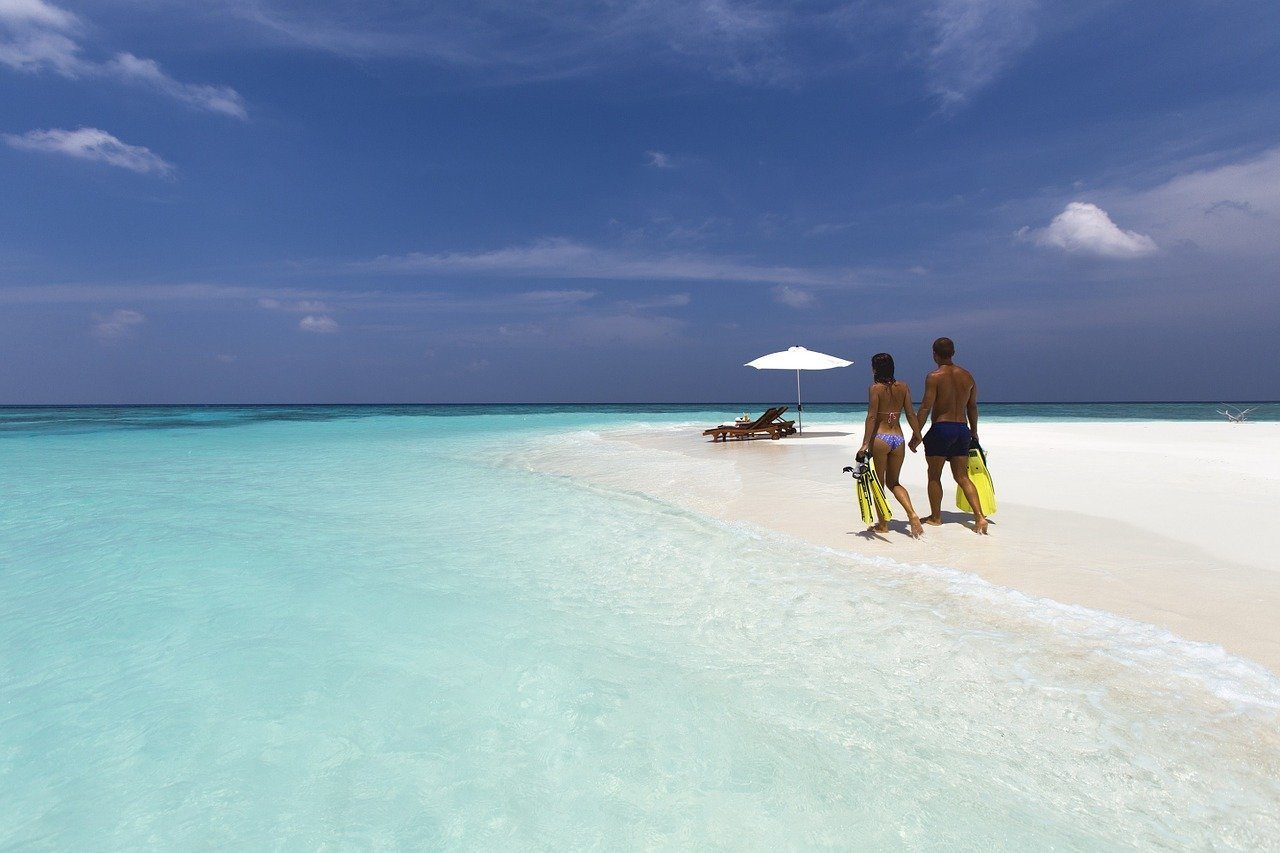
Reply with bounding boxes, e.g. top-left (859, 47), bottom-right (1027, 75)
top-left (2, 405), bottom-right (1278, 848)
